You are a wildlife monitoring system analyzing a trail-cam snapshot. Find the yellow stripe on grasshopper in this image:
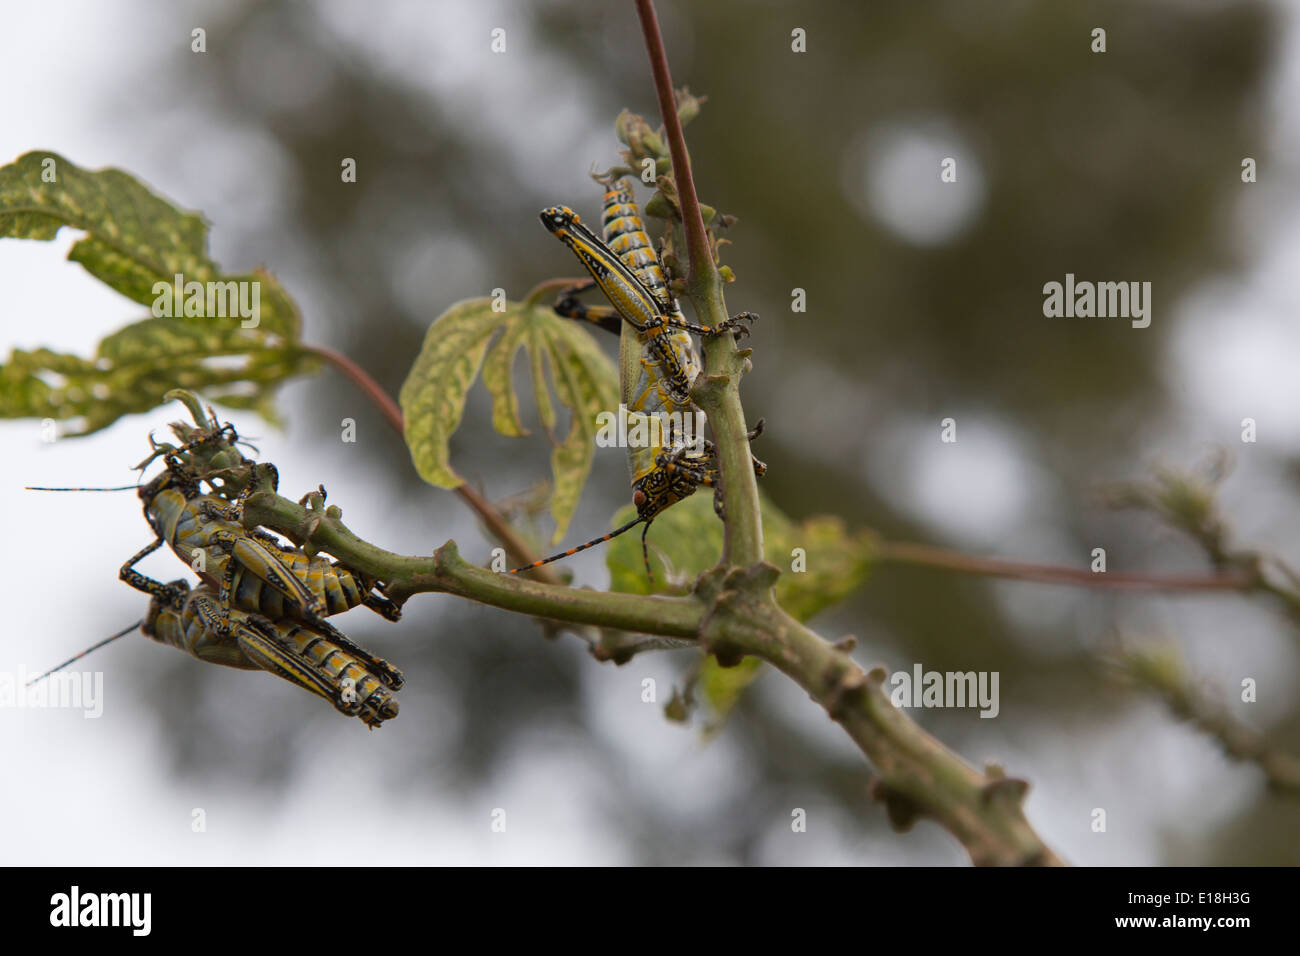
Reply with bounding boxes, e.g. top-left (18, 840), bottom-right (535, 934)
top-left (139, 471), bottom-right (324, 620)
top-left (600, 181), bottom-right (676, 314)
top-left (146, 583), bottom-right (401, 728)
